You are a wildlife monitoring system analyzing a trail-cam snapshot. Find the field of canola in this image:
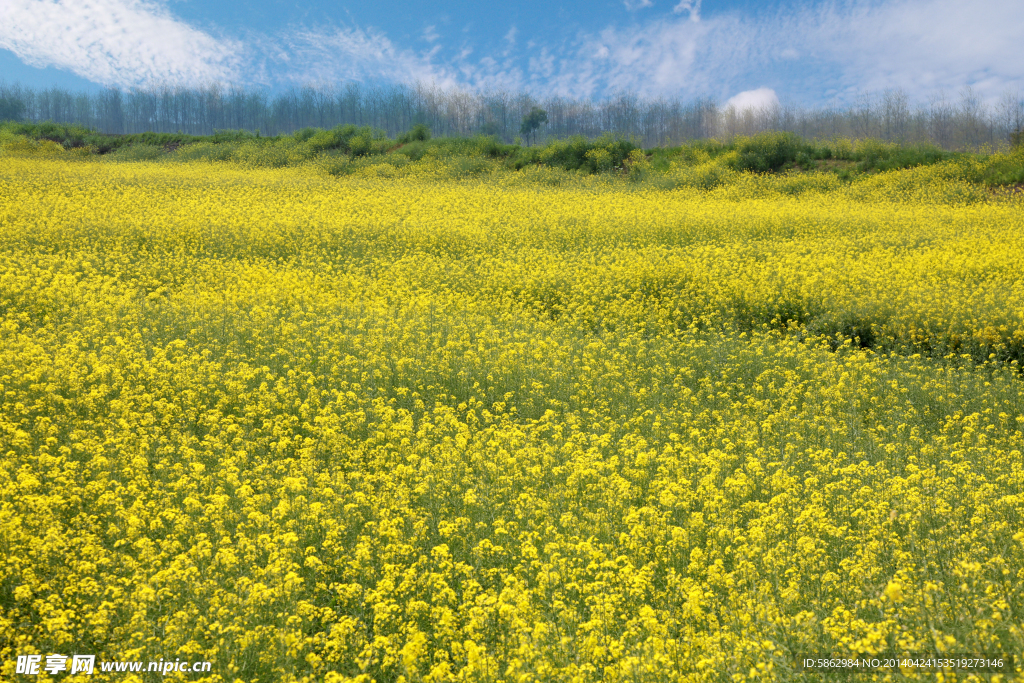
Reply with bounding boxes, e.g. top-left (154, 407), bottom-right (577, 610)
top-left (1, 154), bottom-right (1023, 682)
